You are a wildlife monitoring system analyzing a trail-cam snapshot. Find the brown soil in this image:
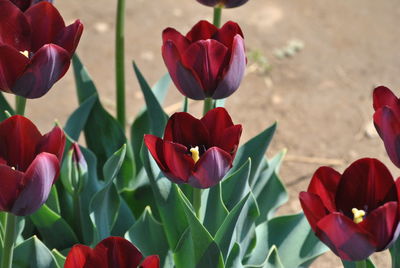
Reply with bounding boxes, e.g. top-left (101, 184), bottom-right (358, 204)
top-left (18, 0), bottom-right (400, 267)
